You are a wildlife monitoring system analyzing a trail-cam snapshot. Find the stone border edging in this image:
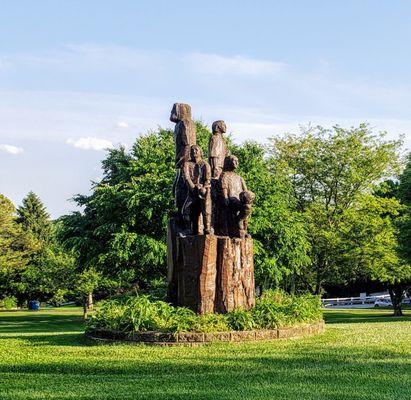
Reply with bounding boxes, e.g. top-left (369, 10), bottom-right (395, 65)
top-left (86, 320), bottom-right (325, 345)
